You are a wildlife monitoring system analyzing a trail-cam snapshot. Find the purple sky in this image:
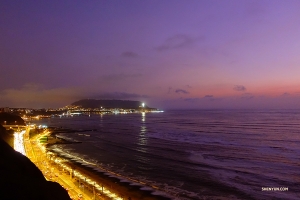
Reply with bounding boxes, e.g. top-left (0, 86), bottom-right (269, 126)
top-left (1, 0), bottom-right (300, 109)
